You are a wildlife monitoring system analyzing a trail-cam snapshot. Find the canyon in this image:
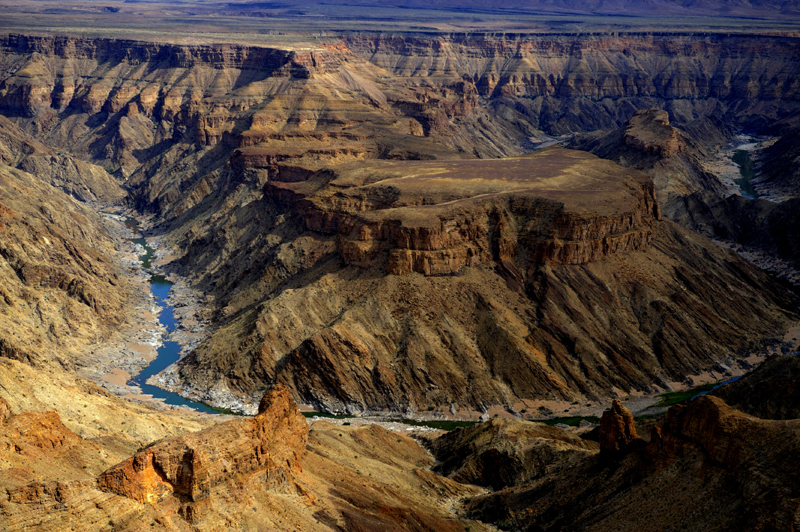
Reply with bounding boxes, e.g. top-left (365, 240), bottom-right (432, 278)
top-left (1, 5), bottom-right (800, 531)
